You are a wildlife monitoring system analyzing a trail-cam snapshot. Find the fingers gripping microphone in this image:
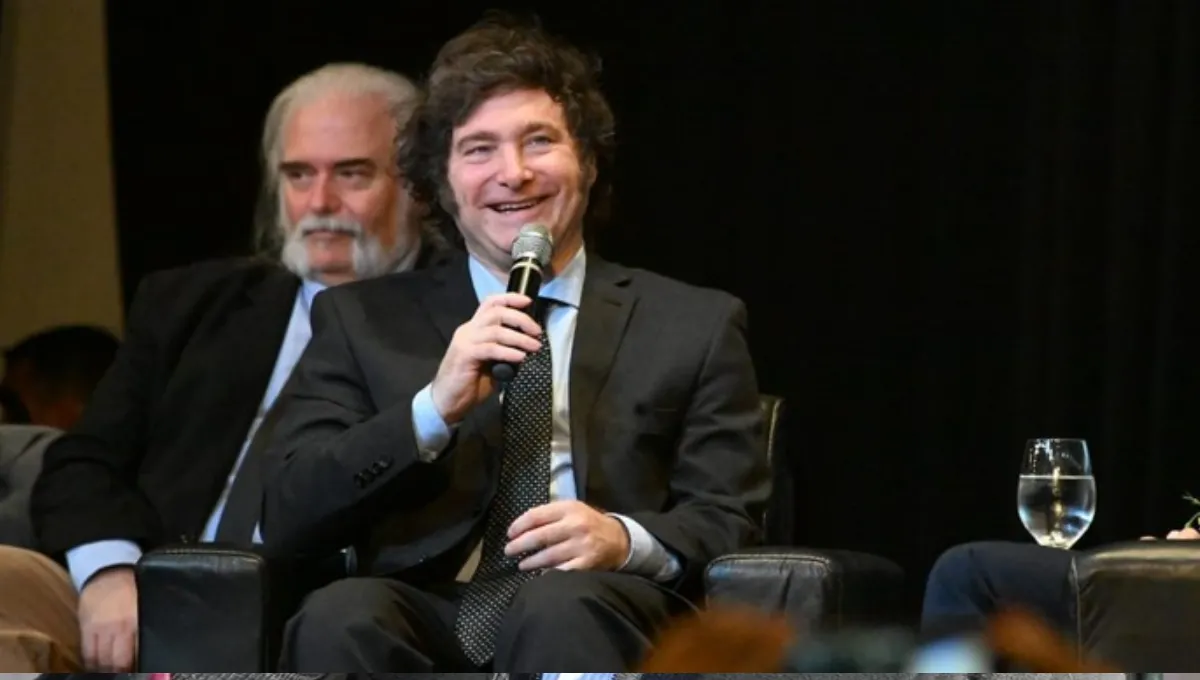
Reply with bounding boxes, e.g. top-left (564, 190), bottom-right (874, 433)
top-left (491, 223), bottom-right (554, 383)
